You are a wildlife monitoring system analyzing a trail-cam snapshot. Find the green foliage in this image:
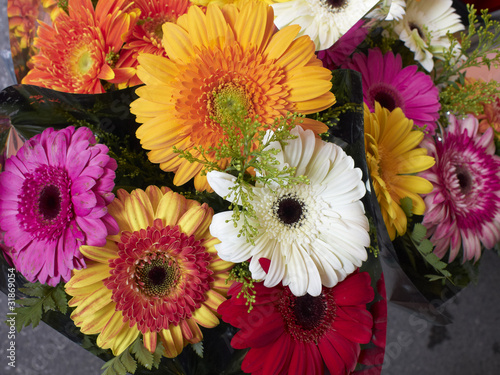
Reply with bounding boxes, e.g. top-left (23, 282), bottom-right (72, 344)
top-left (438, 5), bottom-right (500, 85)
top-left (227, 261), bottom-right (257, 312)
top-left (439, 75), bottom-right (500, 118)
top-left (174, 104), bottom-right (309, 243)
top-left (410, 224), bottom-right (451, 280)
top-left (81, 335), bottom-right (110, 357)
top-left (367, 217), bottom-right (380, 257)
top-left (57, 0), bottom-right (69, 14)
top-left (191, 342), bottom-right (204, 358)
top-left (315, 102), bottom-right (363, 130)
top-left (400, 197), bottom-right (414, 218)
top-left (101, 336), bottom-right (164, 375)
top-left (12, 282), bottom-right (68, 332)
top-left (81, 121), bottom-right (172, 191)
